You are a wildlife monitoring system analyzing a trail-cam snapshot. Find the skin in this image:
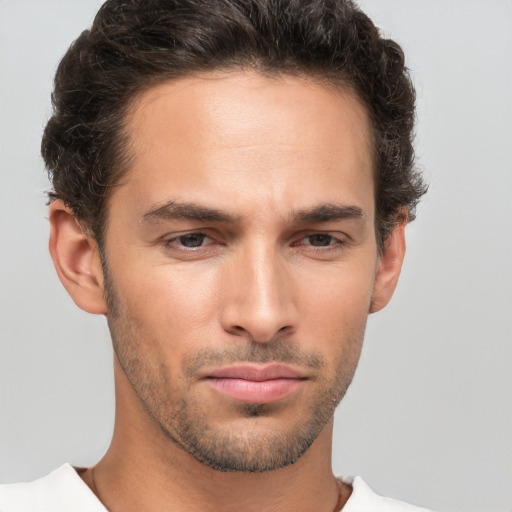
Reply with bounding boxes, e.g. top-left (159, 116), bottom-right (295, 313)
top-left (49, 71), bottom-right (406, 512)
